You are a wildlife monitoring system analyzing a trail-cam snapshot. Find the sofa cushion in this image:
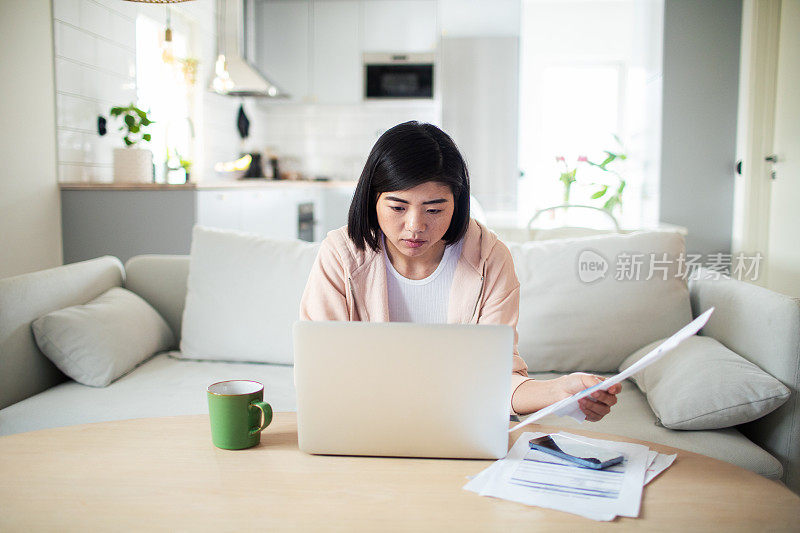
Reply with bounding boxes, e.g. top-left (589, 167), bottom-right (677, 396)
top-left (0, 352), bottom-right (297, 436)
top-left (529, 373), bottom-right (783, 480)
top-left (178, 226), bottom-right (320, 364)
top-left (508, 231), bottom-right (693, 372)
top-left (619, 335), bottom-right (791, 430)
top-left (31, 287), bottom-right (174, 387)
